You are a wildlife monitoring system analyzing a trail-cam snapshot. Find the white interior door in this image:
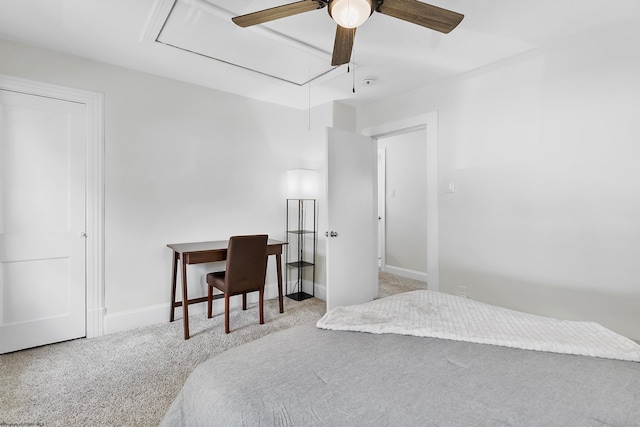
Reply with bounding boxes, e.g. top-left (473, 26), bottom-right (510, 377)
top-left (326, 127), bottom-right (378, 310)
top-left (0, 89), bottom-right (86, 354)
